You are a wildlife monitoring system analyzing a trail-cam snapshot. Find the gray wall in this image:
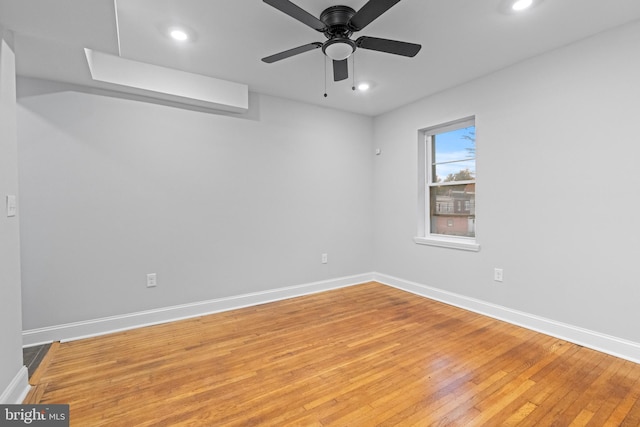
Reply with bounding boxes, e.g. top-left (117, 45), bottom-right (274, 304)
top-left (14, 19), bottom-right (640, 350)
top-left (0, 28), bottom-right (25, 397)
top-left (17, 82), bottom-right (374, 329)
top-left (373, 20), bottom-right (640, 342)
